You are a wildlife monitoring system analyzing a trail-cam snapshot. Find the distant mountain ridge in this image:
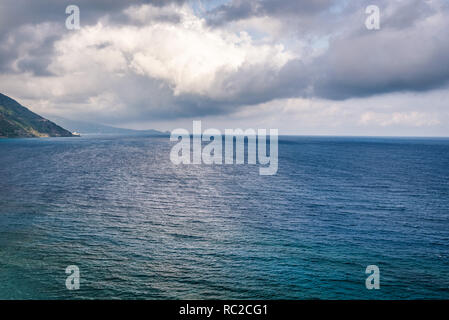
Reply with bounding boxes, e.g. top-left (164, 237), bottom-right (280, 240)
top-left (0, 93), bottom-right (73, 138)
top-left (45, 115), bottom-right (168, 136)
